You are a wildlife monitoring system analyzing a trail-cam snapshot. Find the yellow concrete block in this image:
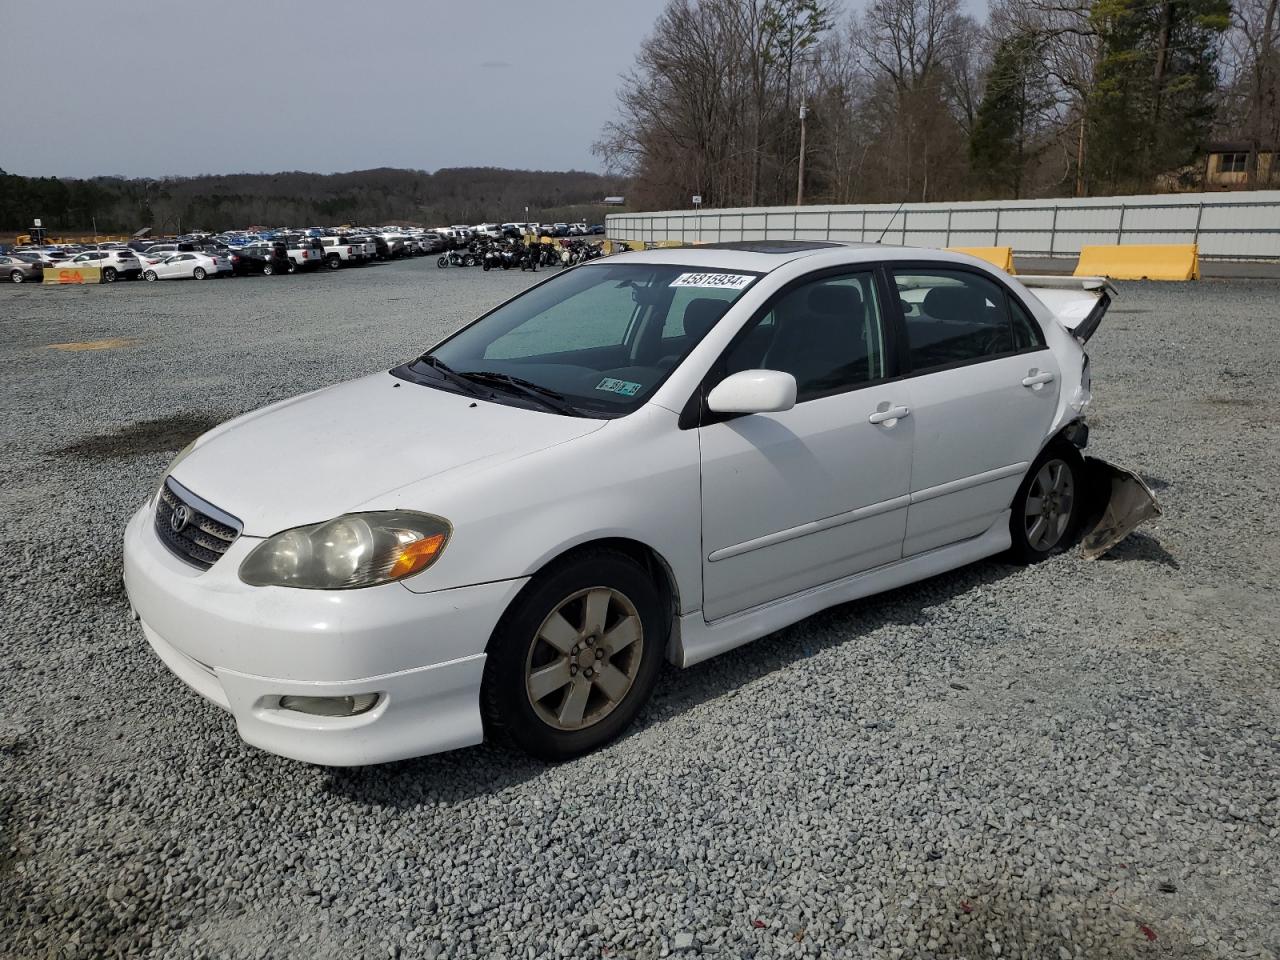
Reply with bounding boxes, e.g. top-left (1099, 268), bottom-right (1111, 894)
top-left (43, 266), bottom-right (103, 285)
top-left (947, 246), bottom-right (1015, 273)
top-left (1073, 244), bottom-right (1200, 281)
